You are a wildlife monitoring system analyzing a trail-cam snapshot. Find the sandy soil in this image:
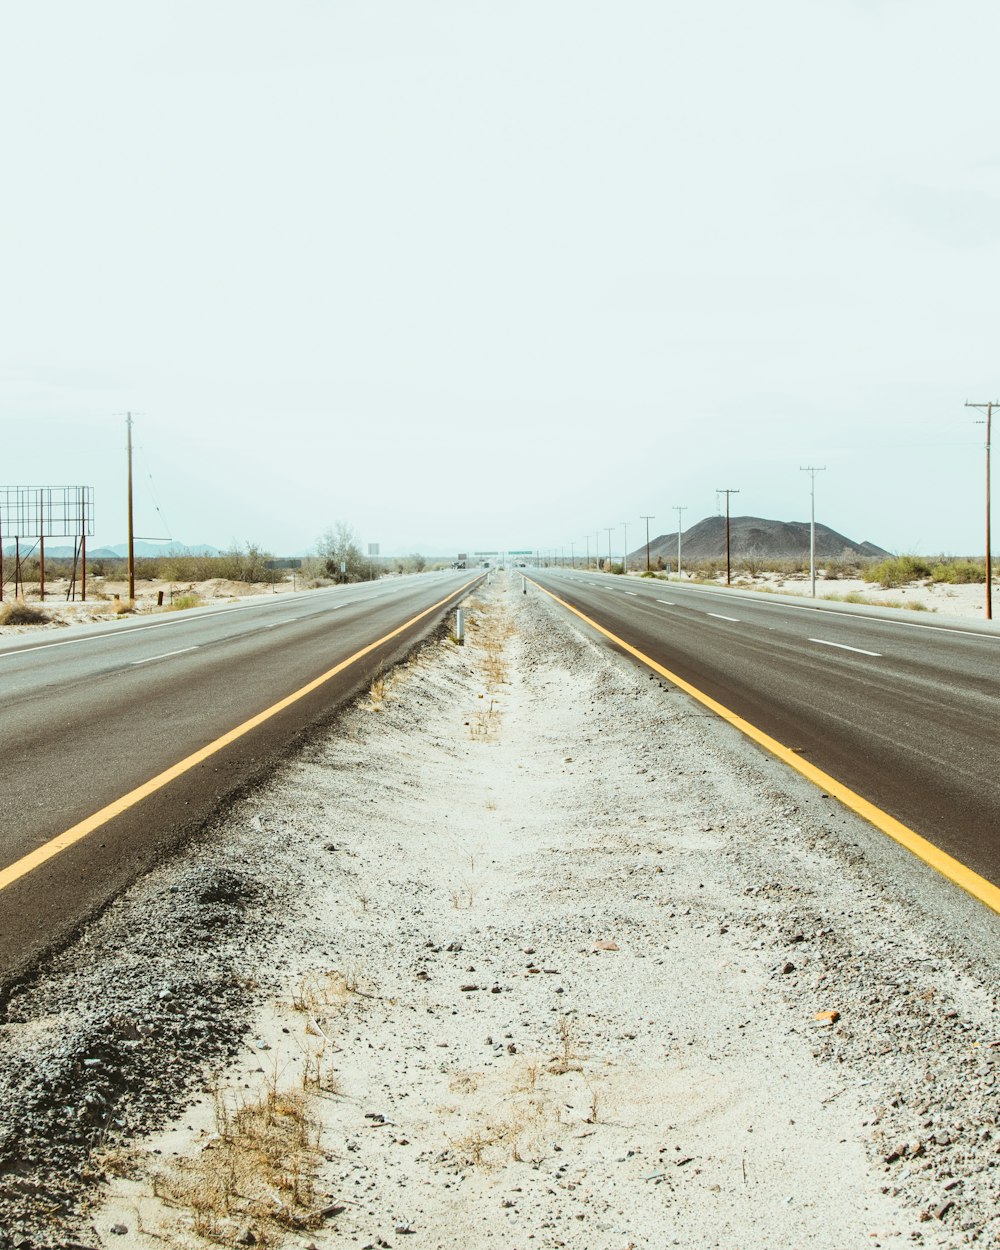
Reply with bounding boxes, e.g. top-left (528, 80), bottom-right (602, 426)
top-left (0, 577), bottom-right (302, 634)
top-left (1, 574), bottom-right (998, 1249)
top-left (643, 571), bottom-right (995, 620)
